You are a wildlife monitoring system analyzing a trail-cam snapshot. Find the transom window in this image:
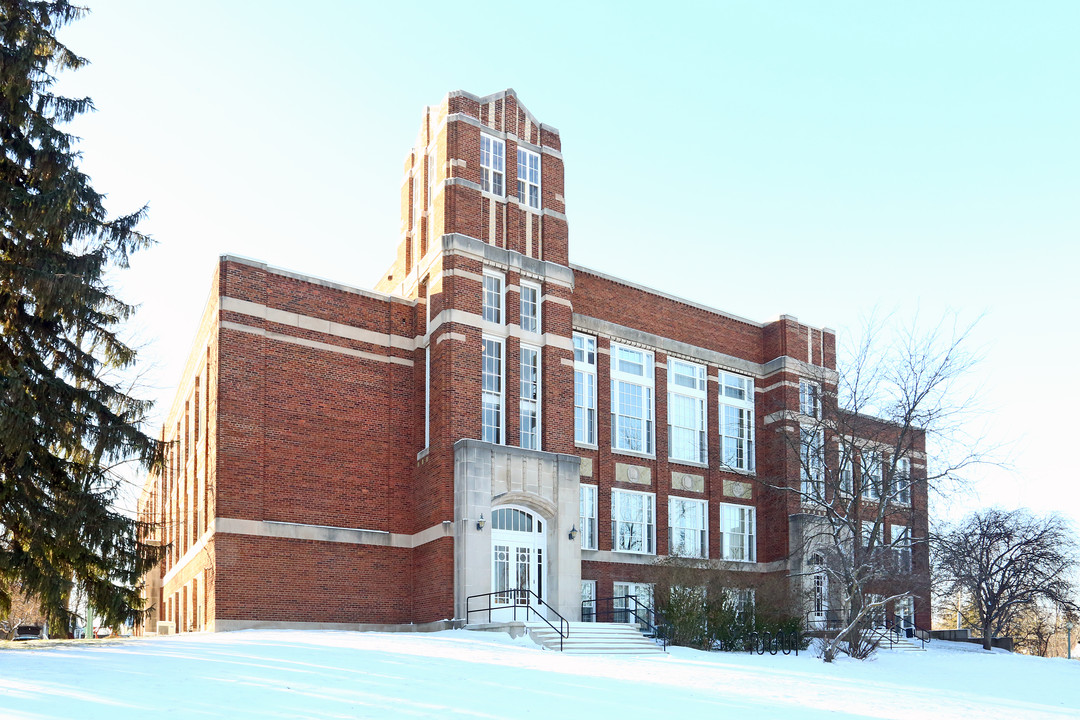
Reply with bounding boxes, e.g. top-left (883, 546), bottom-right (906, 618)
top-left (520, 281), bottom-right (540, 333)
top-left (517, 147), bottom-right (540, 209)
top-left (720, 372), bottom-right (755, 472)
top-left (574, 334), bottom-right (597, 446)
top-left (519, 345), bottom-right (540, 450)
top-left (492, 507), bottom-right (540, 532)
top-left (669, 496), bottom-right (707, 558)
top-left (482, 270), bottom-right (504, 324)
top-left (611, 344), bottom-right (654, 455)
top-left (668, 359), bottom-right (707, 464)
top-left (720, 503), bottom-right (756, 562)
top-left (480, 135), bottom-right (505, 196)
top-left (579, 483), bottom-right (597, 550)
top-left (481, 337), bottom-right (503, 444)
top-left (612, 489), bottom-right (655, 554)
